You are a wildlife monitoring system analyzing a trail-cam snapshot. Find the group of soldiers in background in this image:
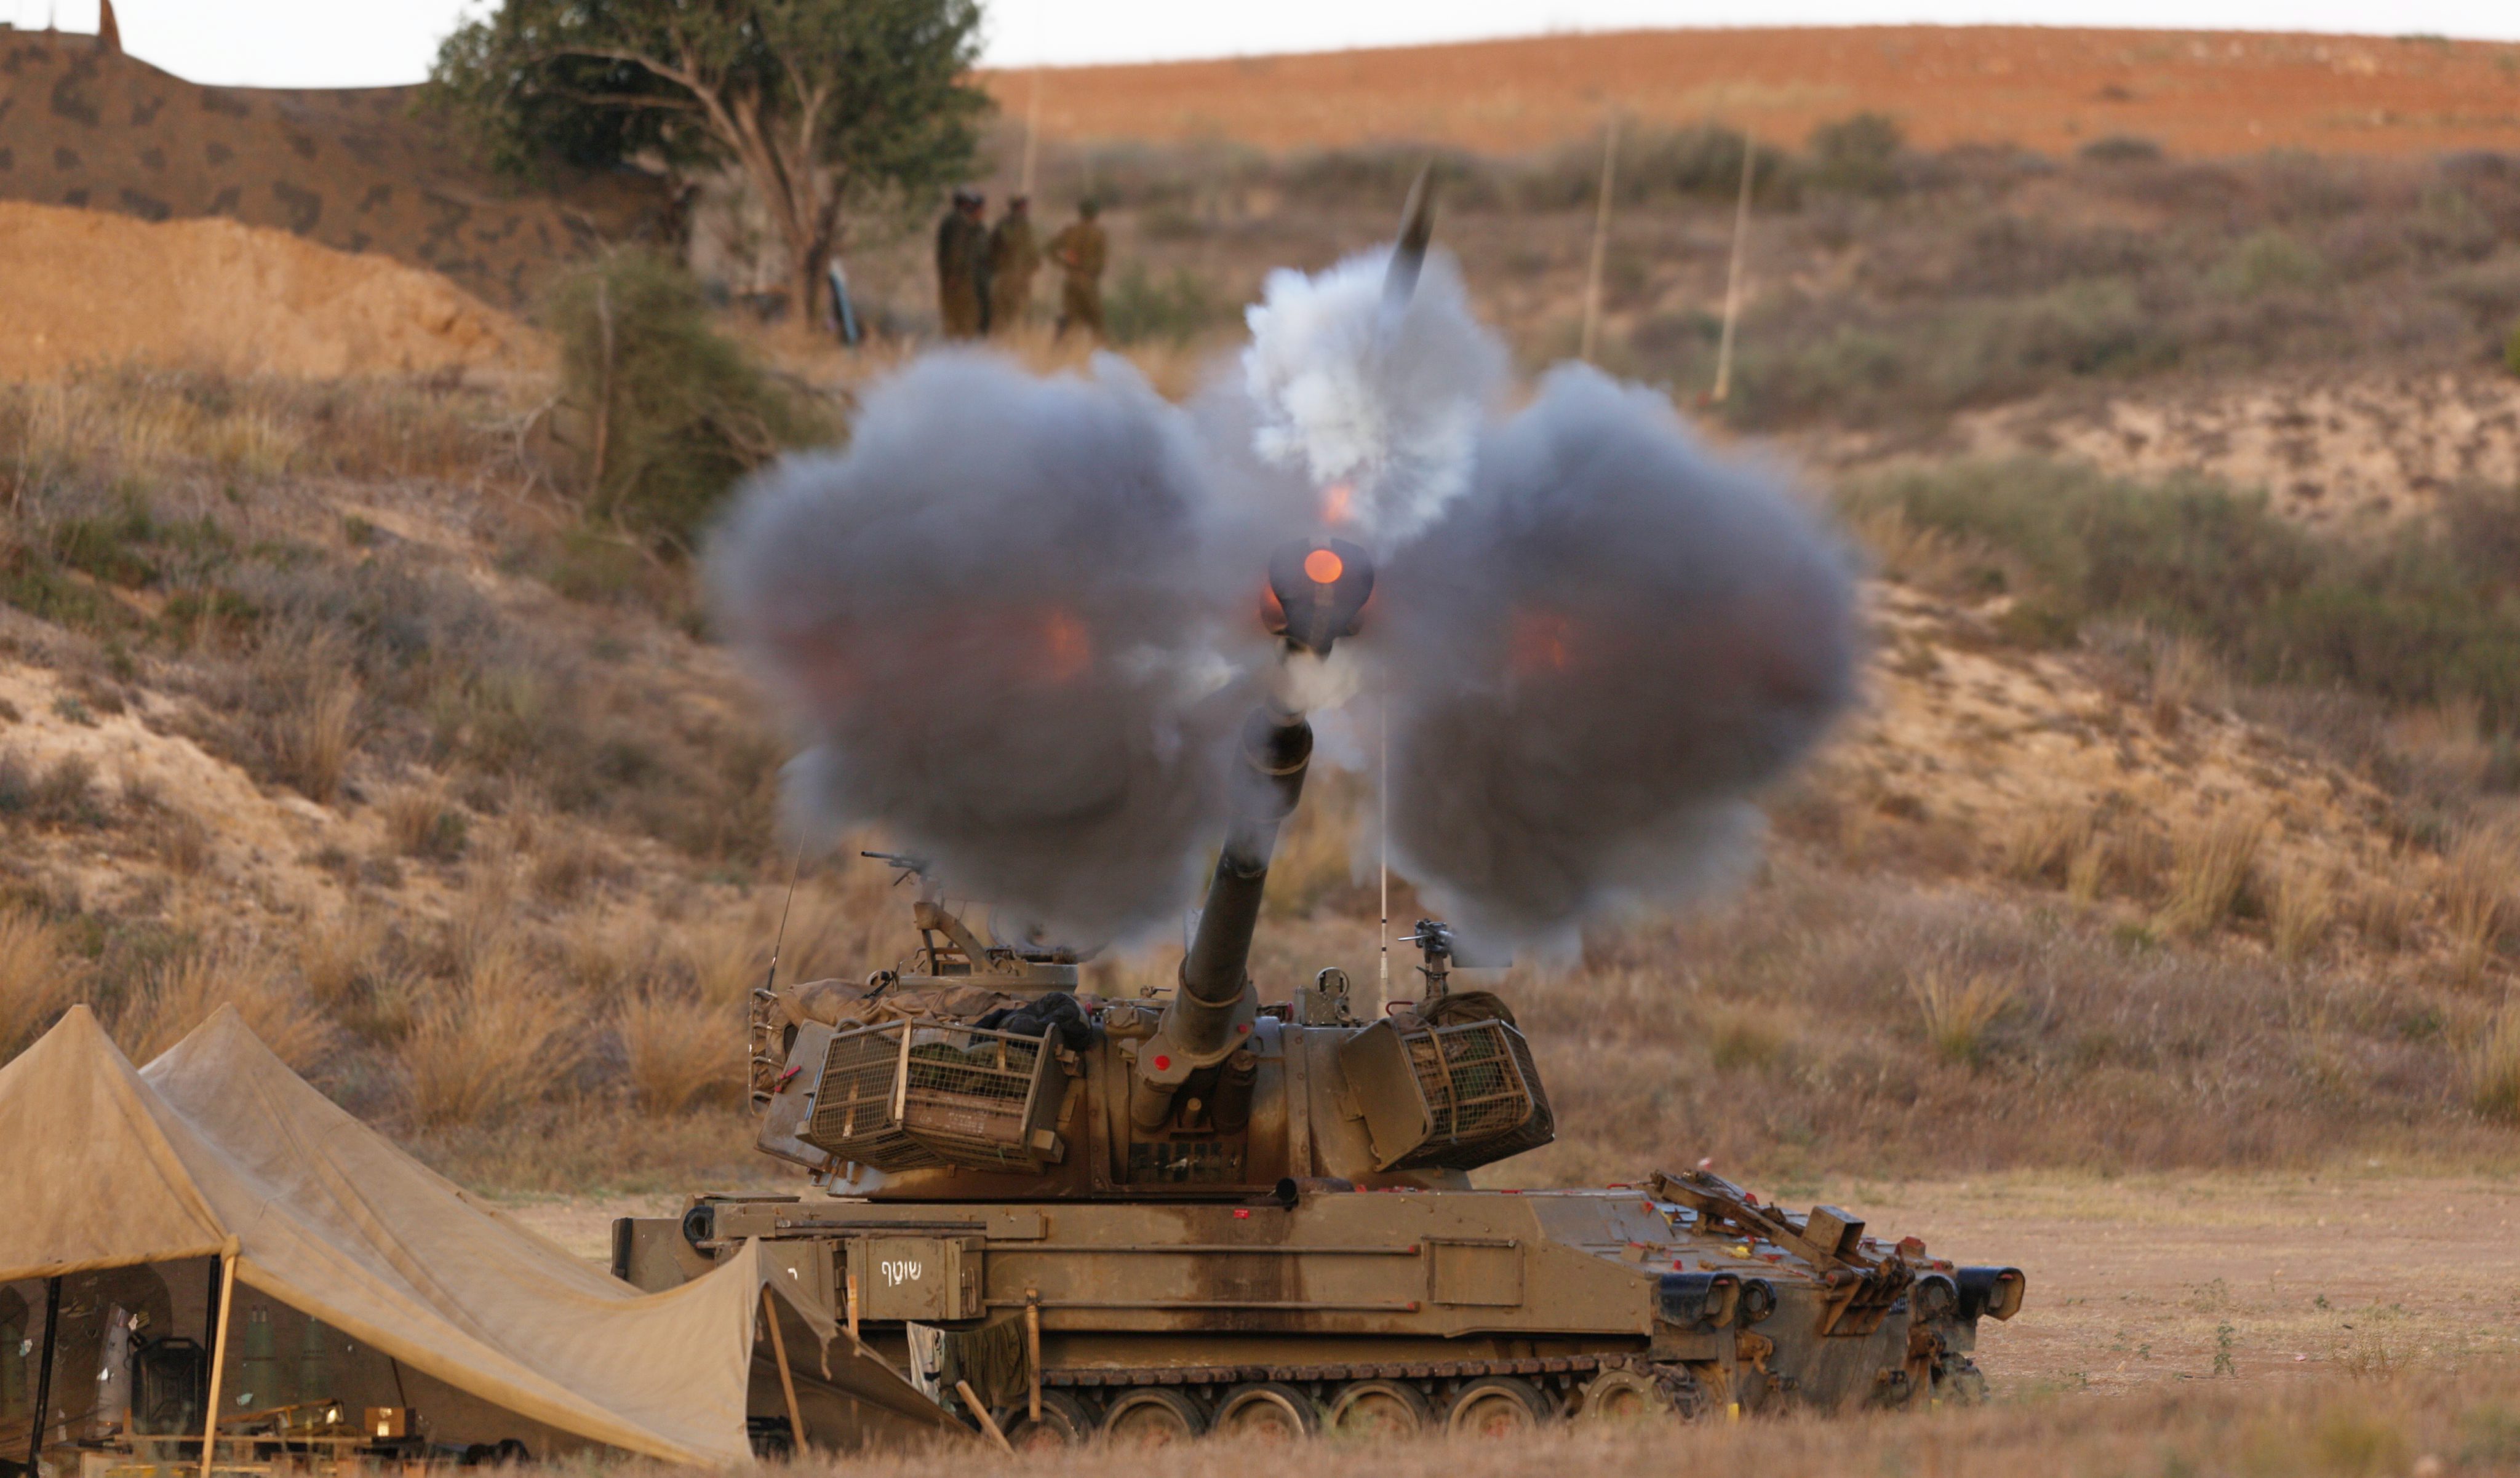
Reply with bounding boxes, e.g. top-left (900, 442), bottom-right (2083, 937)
top-left (936, 190), bottom-right (1106, 341)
